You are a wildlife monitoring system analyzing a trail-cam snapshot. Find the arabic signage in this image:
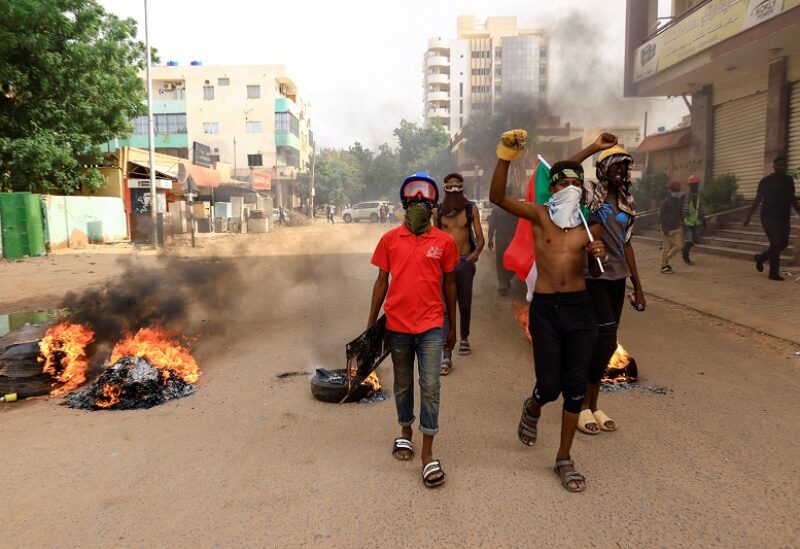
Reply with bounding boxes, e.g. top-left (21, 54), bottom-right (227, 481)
top-left (192, 141), bottom-right (212, 168)
top-left (633, 0), bottom-right (800, 83)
